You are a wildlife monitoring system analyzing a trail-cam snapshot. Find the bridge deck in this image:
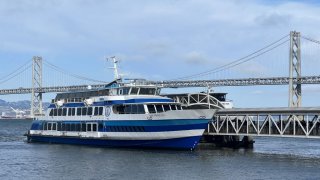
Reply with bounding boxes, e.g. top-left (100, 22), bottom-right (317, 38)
top-left (1, 76), bottom-right (320, 95)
